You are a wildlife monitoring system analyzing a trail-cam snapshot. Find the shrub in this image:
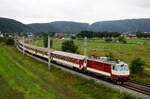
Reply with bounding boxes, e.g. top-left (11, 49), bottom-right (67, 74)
top-left (130, 57), bottom-right (145, 73)
top-left (105, 52), bottom-right (114, 58)
top-left (6, 38), bottom-right (14, 45)
top-left (105, 38), bottom-right (112, 42)
top-left (43, 36), bottom-right (53, 48)
top-left (123, 40), bottom-right (127, 44)
top-left (118, 36), bottom-right (125, 42)
top-left (0, 37), bottom-right (5, 43)
top-left (71, 36), bottom-right (76, 39)
top-left (62, 40), bottom-right (78, 53)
